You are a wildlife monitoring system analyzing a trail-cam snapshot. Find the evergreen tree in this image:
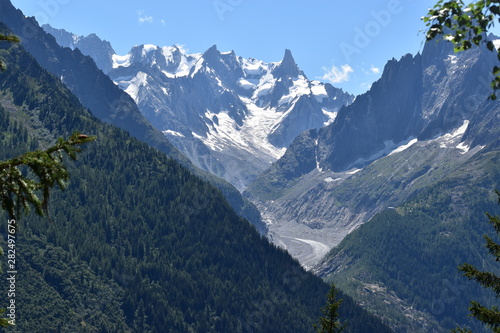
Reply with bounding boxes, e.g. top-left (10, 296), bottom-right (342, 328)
top-left (313, 283), bottom-right (347, 333)
top-left (453, 191), bottom-right (500, 333)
